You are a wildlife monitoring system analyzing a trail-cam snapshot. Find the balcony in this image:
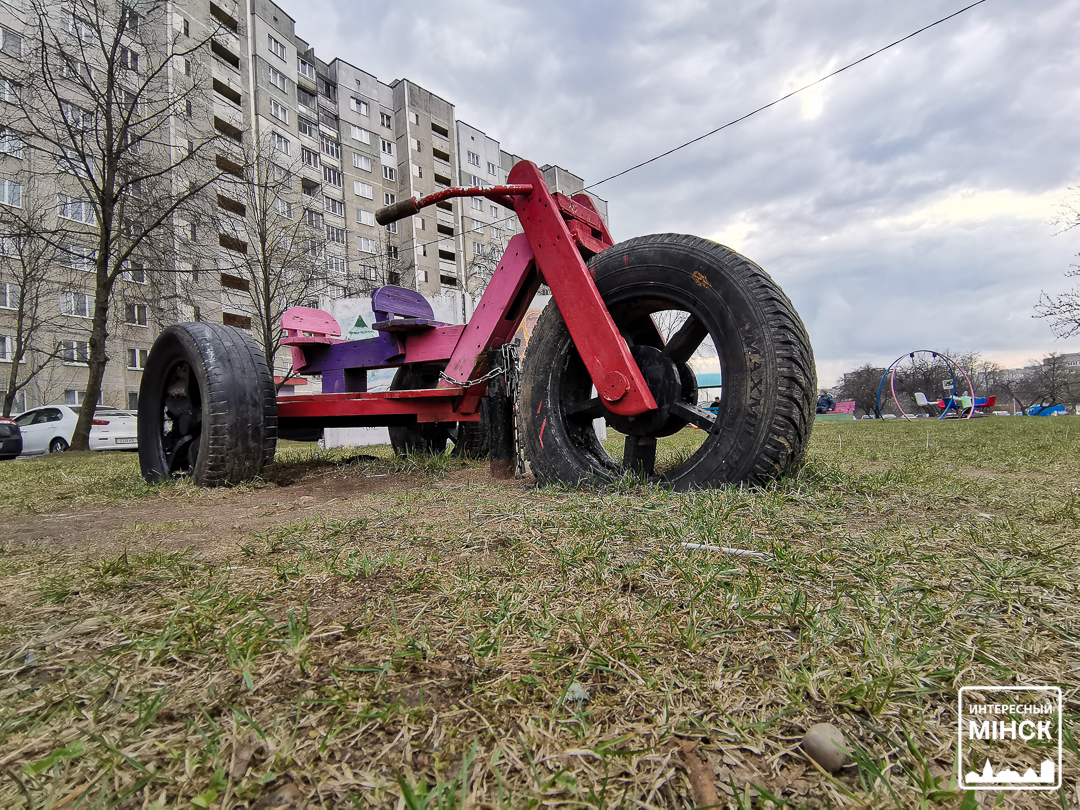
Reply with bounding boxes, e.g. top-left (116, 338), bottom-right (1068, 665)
top-left (212, 96), bottom-right (243, 132)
